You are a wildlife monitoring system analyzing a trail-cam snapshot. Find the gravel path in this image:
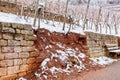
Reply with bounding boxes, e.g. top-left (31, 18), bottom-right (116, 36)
top-left (79, 61), bottom-right (120, 80)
